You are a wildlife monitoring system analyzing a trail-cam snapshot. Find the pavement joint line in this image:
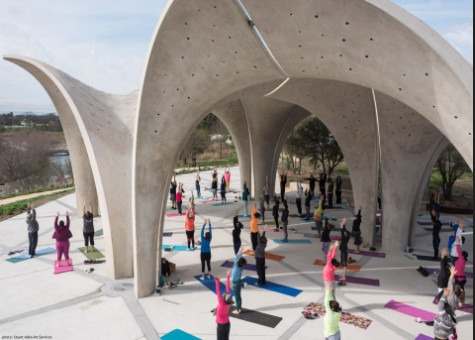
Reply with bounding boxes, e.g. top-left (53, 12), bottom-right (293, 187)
top-left (277, 315), bottom-right (307, 340)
